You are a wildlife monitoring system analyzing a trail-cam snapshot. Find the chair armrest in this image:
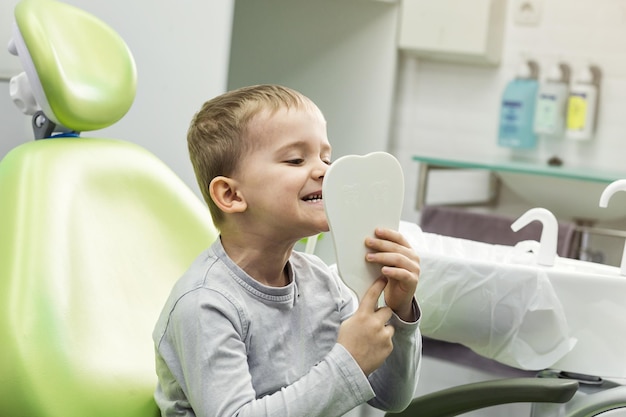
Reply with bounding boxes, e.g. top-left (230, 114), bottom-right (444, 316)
top-left (386, 377), bottom-right (579, 417)
top-left (566, 386), bottom-right (626, 417)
